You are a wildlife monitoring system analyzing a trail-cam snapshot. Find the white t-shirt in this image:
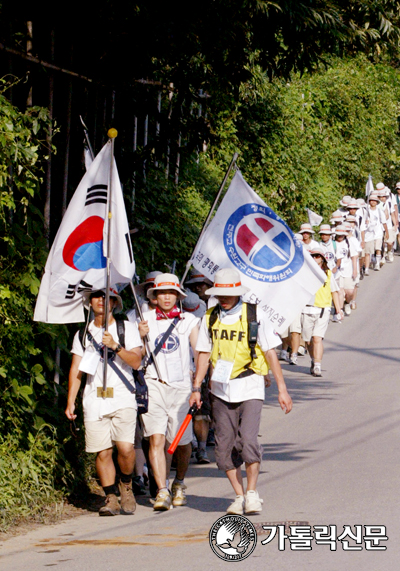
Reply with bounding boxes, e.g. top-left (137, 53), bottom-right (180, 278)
top-left (336, 238), bottom-right (359, 278)
top-left (365, 207), bottom-right (386, 241)
top-left (142, 309), bottom-right (199, 390)
top-left (196, 304), bottom-right (281, 403)
top-left (320, 239), bottom-right (337, 270)
top-left (379, 199), bottom-right (394, 230)
top-left (72, 320), bottom-right (142, 421)
top-left (303, 238), bottom-right (319, 252)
